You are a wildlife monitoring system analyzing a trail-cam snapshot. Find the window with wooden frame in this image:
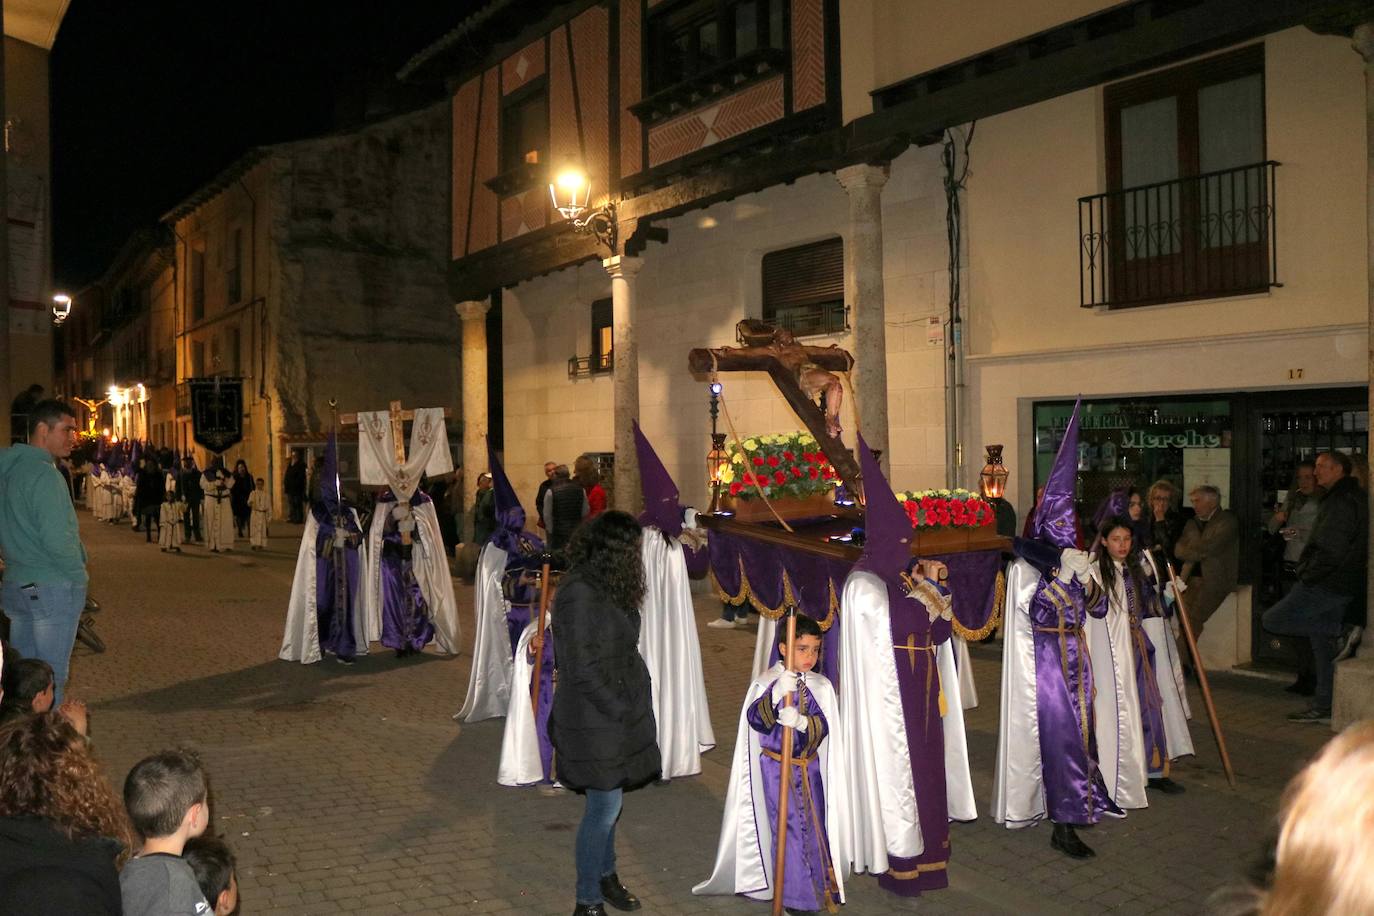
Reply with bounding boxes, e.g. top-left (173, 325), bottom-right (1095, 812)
top-left (499, 79), bottom-right (549, 179)
top-left (1087, 44), bottom-right (1275, 309)
top-left (647, 0), bottom-right (786, 94)
top-left (590, 297), bottom-right (613, 373)
top-left (761, 237), bottom-right (847, 337)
